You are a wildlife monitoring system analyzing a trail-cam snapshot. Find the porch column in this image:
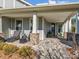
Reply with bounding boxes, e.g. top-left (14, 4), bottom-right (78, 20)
top-left (0, 16), bottom-right (2, 33)
top-left (32, 13), bottom-right (37, 33)
top-left (42, 17), bottom-right (44, 40)
top-left (30, 13), bottom-right (39, 45)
